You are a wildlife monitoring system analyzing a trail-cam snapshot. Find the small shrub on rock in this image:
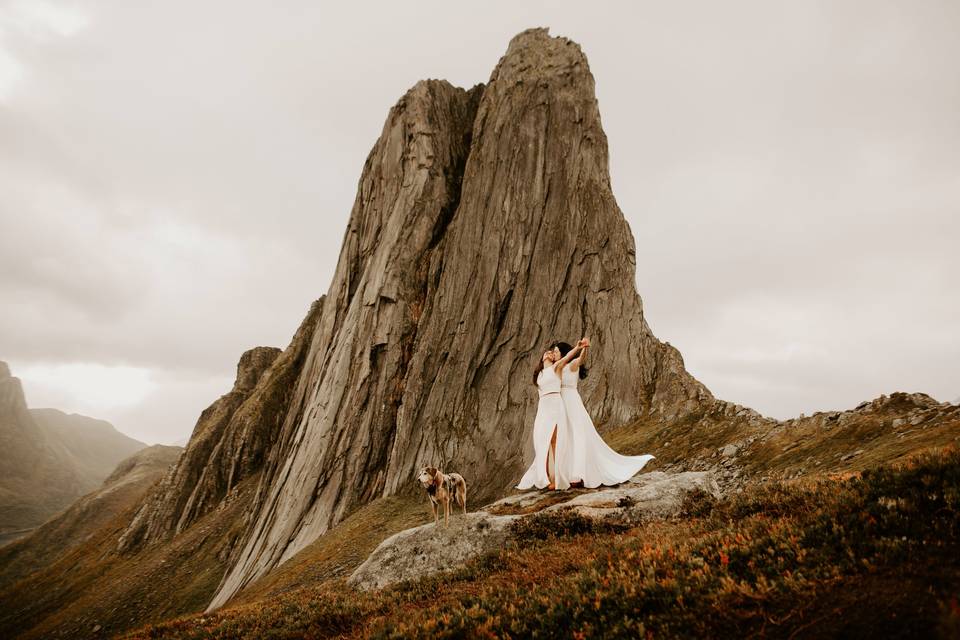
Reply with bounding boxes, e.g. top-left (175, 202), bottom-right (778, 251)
top-left (510, 510), bottom-right (629, 541)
